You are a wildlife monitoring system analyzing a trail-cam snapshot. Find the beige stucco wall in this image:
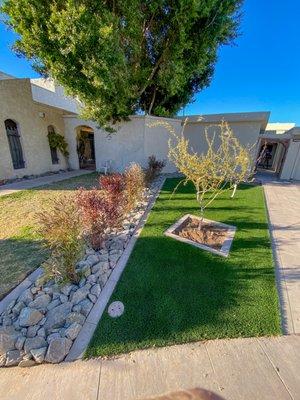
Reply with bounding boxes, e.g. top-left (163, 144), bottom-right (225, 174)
top-left (184, 120), bottom-right (261, 158)
top-left (63, 115), bottom-right (183, 173)
top-left (63, 114), bottom-right (263, 174)
top-left (0, 78), bottom-right (68, 180)
top-left (281, 140), bottom-right (300, 180)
